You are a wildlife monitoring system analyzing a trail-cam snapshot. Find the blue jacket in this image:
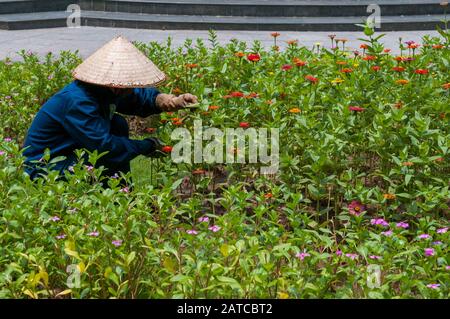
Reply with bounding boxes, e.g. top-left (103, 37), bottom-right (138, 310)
top-left (23, 80), bottom-right (162, 178)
